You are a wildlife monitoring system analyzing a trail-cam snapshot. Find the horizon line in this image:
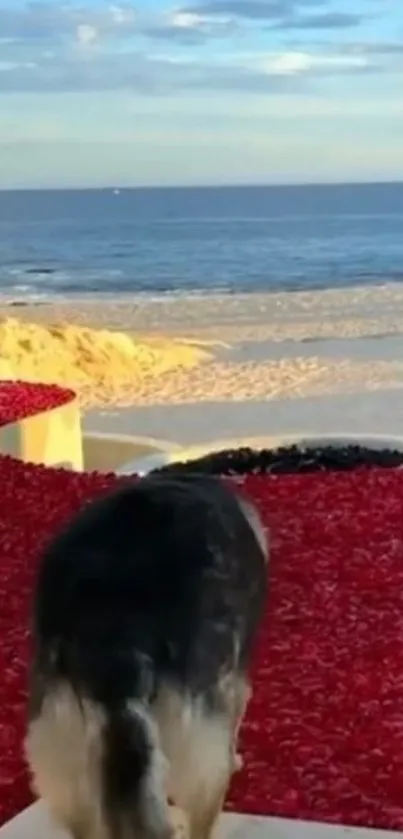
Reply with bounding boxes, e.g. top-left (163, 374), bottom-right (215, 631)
top-left (1, 178), bottom-right (403, 193)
